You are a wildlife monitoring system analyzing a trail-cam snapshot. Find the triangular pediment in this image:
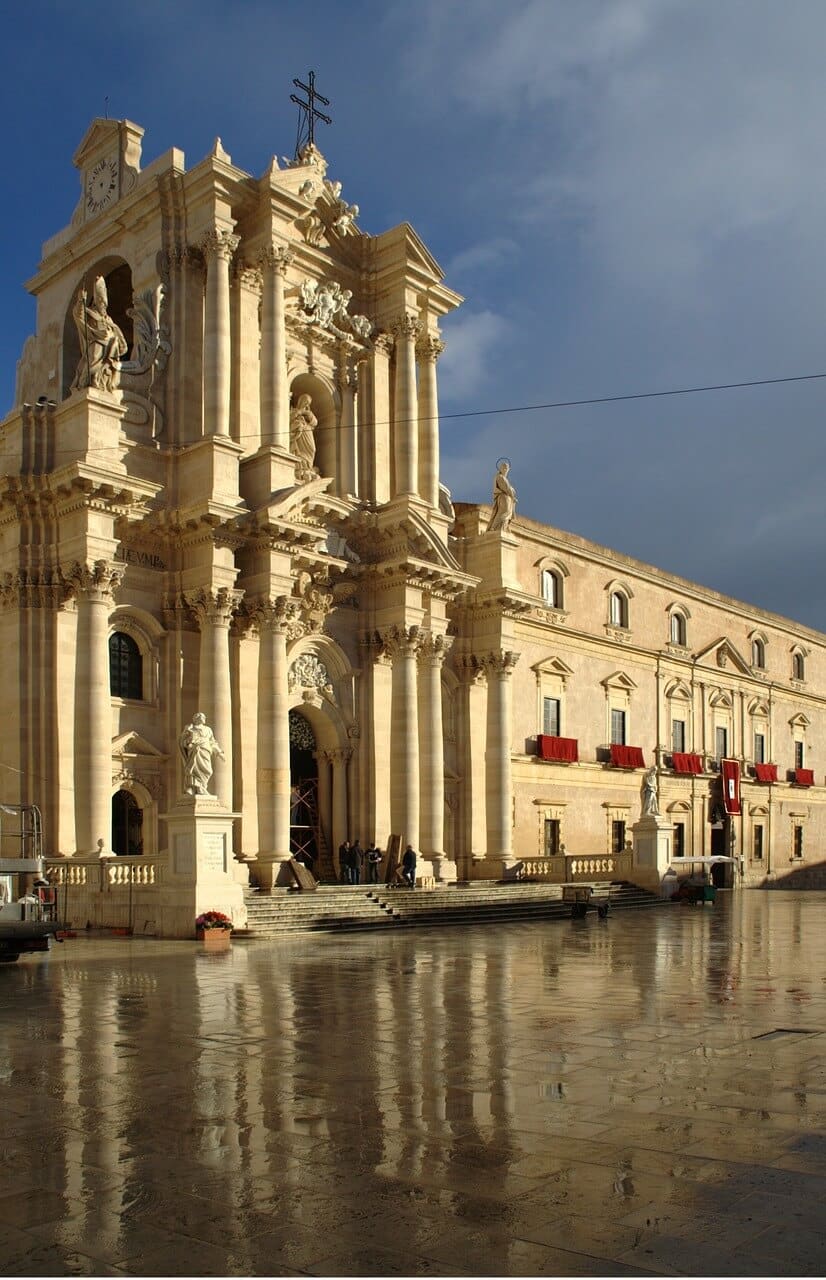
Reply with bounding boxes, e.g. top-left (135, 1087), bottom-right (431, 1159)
top-left (112, 731), bottom-right (166, 759)
top-left (693, 636), bottom-right (752, 675)
top-left (531, 656), bottom-right (574, 680)
top-left (73, 118), bottom-right (121, 169)
top-left (601, 670), bottom-right (637, 692)
top-left (372, 222), bottom-right (450, 285)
